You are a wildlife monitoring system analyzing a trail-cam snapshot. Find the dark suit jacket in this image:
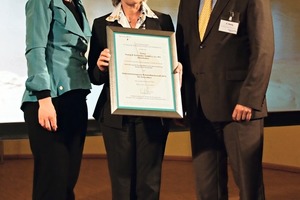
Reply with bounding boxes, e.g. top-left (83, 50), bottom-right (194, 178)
top-left (176, 0), bottom-right (274, 122)
top-left (88, 11), bottom-right (174, 129)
